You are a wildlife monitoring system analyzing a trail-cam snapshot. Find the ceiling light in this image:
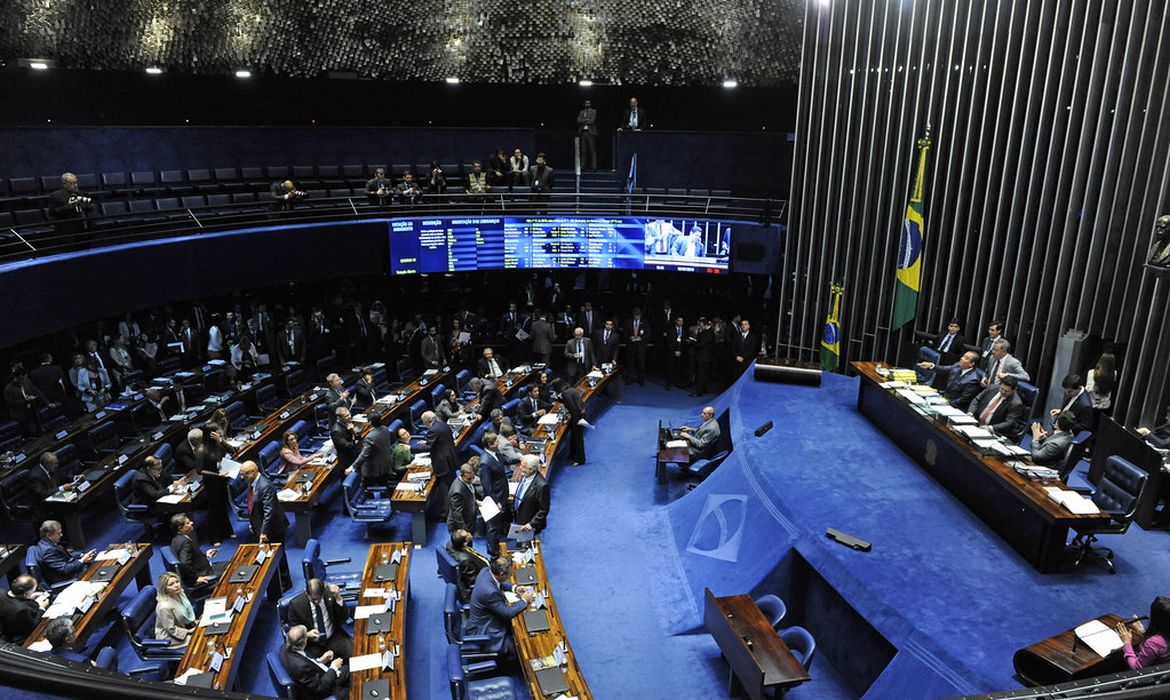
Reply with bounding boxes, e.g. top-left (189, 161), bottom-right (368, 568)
top-left (722, 80), bottom-right (738, 88)
top-left (145, 67), bottom-right (163, 75)
top-left (235, 69), bottom-right (252, 78)
top-left (579, 80), bottom-right (593, 87)
top-left (445, 76), bottom-right (460, 84)
top-left (29, 61), bottom-right (49, 70)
